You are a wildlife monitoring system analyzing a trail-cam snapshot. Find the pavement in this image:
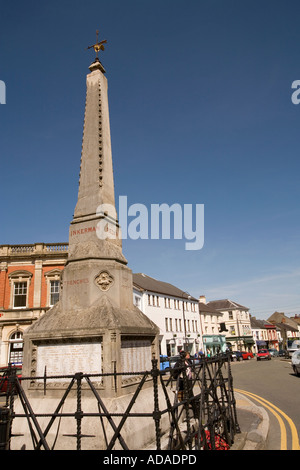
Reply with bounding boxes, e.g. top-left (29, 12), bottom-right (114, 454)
top-left (231, 392), bottom-right (269, 450)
